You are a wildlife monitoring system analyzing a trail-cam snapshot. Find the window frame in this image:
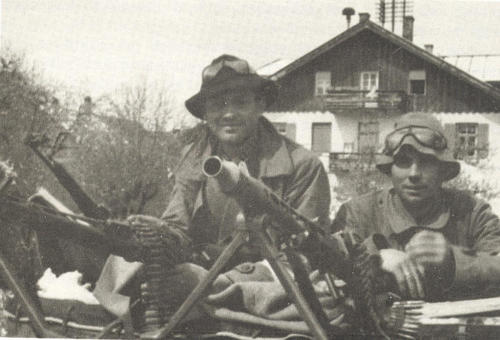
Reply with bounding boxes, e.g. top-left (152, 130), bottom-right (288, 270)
top-left (315, 71), bottom-right (332, 96)
top-left (360, 71), bottom-right (379, 91)
top-left (455, 122), bottom-right (479, 159)
top-left (408, 70), bottom-right (427, 95)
